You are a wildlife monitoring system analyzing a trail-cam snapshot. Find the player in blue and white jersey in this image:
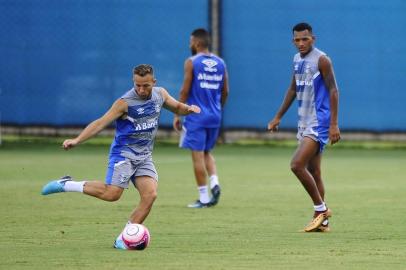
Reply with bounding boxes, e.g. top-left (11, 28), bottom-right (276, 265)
top-left (268, 23), bottom-right (340, 232)
top-left (41, 64), bottom-right (201, 249)
top-left (173, 28), bottom-right (229, 208)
